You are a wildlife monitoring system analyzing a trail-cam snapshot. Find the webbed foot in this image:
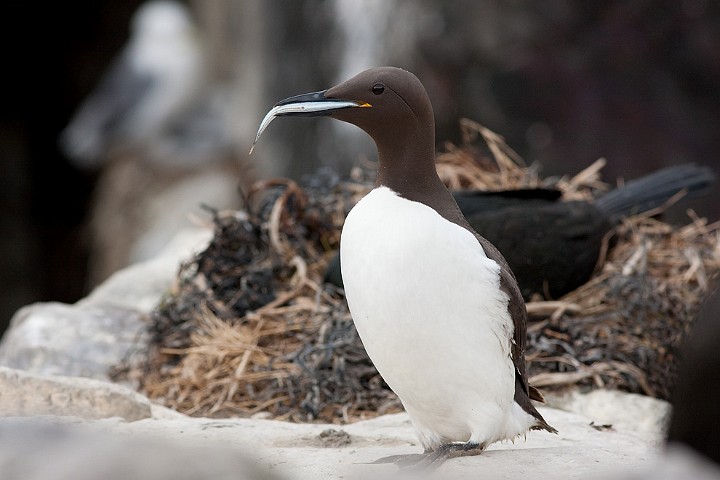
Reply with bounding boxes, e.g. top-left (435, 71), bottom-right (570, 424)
top-left (419, 441), bottom-right (486, 468)
top-left (370, 441), bottom-right (486, 470)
